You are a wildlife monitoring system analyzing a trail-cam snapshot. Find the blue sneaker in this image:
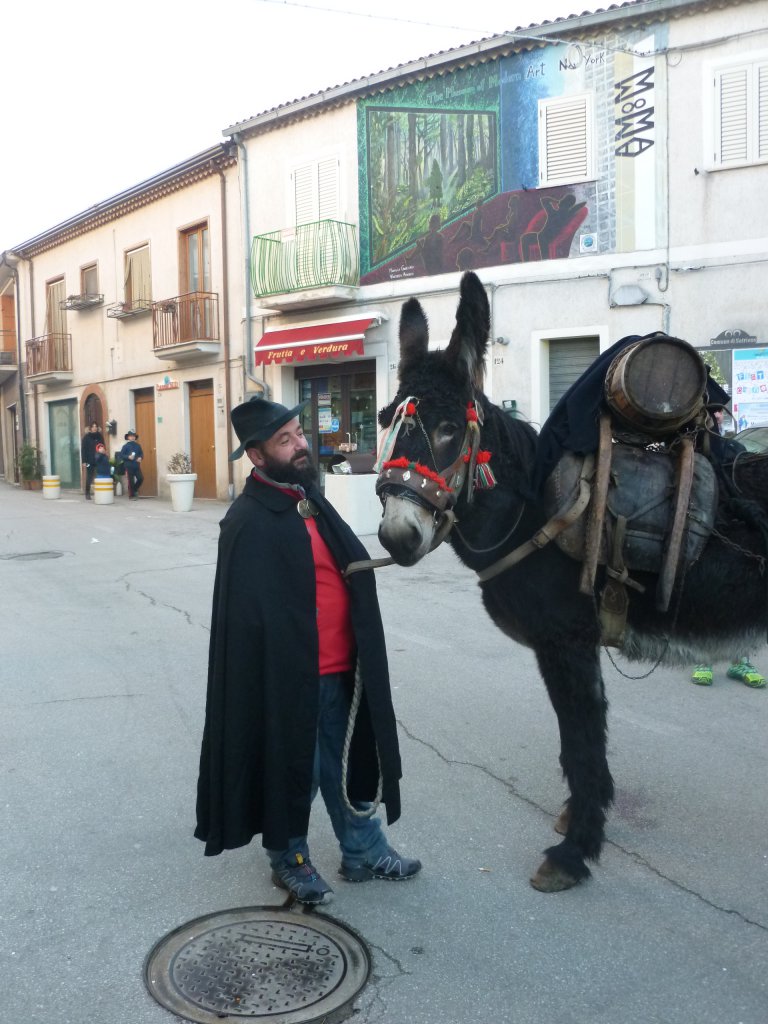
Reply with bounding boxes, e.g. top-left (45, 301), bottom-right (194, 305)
top-left (271, 853), bottom-right (333, 905)
top-left (339, 846), bottom-right (422, 882)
